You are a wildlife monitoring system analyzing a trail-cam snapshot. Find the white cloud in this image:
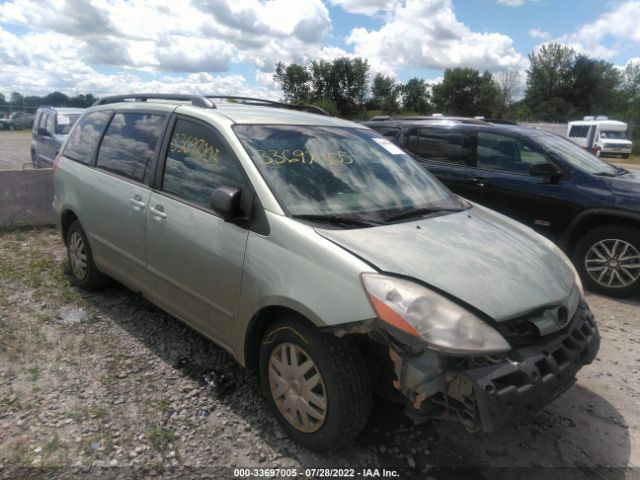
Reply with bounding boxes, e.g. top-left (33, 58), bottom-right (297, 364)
top-left (346, 0), bottom-right (527, 73)
top-left (551, 0), bottom-right (640, 59)
top-left (0, 0), bottom-right (333, 75)
top-left (528, 28), bottom-right (550, 40)
top-left (327, 0), bottom-right (397, 16)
